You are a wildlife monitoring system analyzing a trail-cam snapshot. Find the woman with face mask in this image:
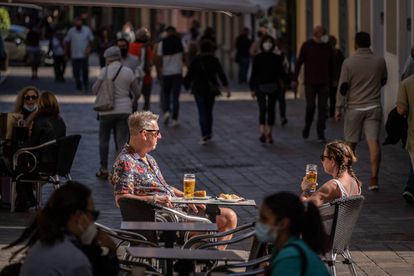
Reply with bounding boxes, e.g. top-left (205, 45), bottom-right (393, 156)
top-left (257, 192), bottom-right (329, 276)
top-left (13, 86), bottom-right (40, 120)
top-left (249, 35), bottom-right (288, 143)
top-left (4, 181), bottom-right (119, 276)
